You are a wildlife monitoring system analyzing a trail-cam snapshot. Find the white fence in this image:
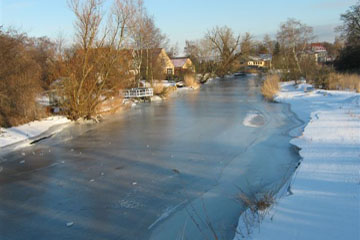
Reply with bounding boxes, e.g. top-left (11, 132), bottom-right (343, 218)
top-left (122, 88), bottom-right (154, 98)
